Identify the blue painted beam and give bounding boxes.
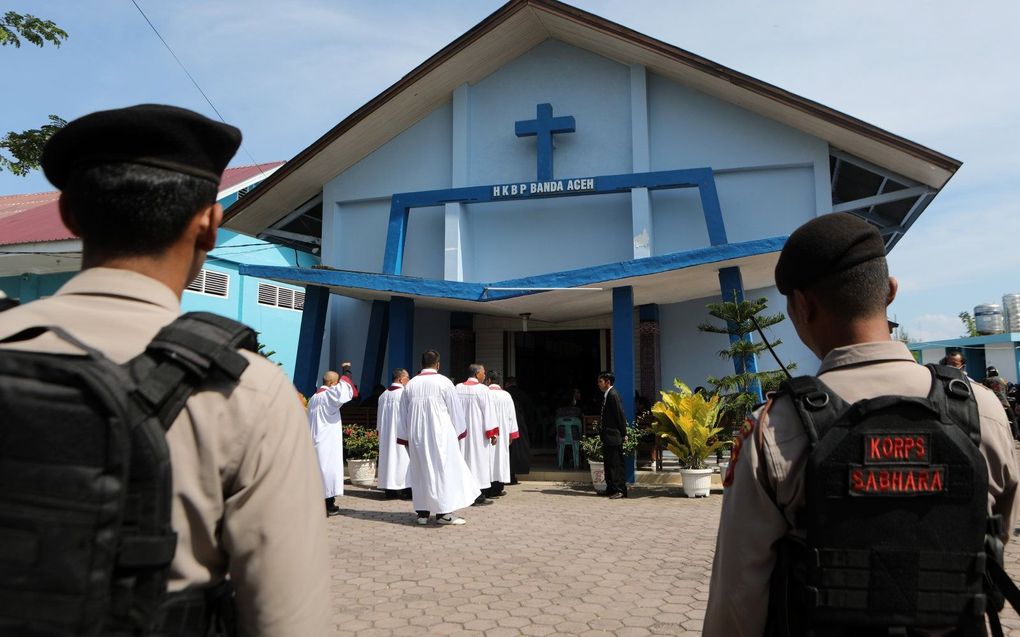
[380,167,727,275]
[717,267,763,402]
[360,300,389,394]
[613,286,636,484]
[388,296,415,374]
[382,198,409,275]
[294,284,330,397]
[239,235,789,305]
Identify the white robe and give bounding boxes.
[452,379,498,491]
[376,383,410,490]
[487,384,519,483]
[306,380,354,498]
[398,369,480,514]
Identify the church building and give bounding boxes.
[224,0,959,426]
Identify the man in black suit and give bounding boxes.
[598,371,628,499]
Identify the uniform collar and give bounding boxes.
[464,378,480,385]
[419,368,438,375]
[817,340,916,375]
[56,267,180,313]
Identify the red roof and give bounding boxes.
[0,163,284,247]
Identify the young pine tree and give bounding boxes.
[698,294,796,427]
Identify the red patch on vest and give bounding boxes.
[864,434,929,464]
[848,465,946,496]
[723,412,760,488]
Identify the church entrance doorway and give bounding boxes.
[512,329,603,456]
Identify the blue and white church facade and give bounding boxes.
[227,0,959,423]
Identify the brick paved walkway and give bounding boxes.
[329,482,1020,636]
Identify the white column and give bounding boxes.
[630,64,653,259]
[445,83,470,281]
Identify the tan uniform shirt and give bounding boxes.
[0,268,331,637]
[704,341,1020,636]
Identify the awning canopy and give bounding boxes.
[240,236,785,322]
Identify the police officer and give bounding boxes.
[704,213,1019,635]
[0,105,330,635]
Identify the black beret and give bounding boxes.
[774,213,886,295]
[42,104,242,189]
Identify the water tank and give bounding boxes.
[974,303,1005,335]
[1003,294,1020,333]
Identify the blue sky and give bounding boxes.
[4,1,1018,342]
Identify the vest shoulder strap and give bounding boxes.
[127,312,258,430]
[779,376,850,448]
[925,364,981,447]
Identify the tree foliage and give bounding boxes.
[0,11,67,48]
[959,311,979,338]
[698,294,796,426]
[1,12,68,176]
[0,115,66,176]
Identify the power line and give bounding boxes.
[129,0,267,178]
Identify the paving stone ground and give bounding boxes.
[329,481,1020,636]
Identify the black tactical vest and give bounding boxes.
[0,312,255,636]
[769,365,996,637]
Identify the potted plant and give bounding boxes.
[581,423,642,493]
[651,380,729,497]
[343,424,379,486]
[579,433,606,492]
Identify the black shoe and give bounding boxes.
[489,490,506,498]
[472,497,494,506]
[508,480,520,486]
[326,505,341,516]
[607,492,624,500]
[399,489,413,501]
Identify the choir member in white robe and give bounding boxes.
[376,368,411,499]
[453,363,499,505]
[306,370,354,516]
[397,350,480,525]
[485,371,519,497]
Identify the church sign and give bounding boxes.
[491,177,595,199]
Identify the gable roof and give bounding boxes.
[222,0,961,236]
[0,163,283,247]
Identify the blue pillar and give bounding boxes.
[388,296,415,374]
[717,267,763,402]
[613,286,637,484]
[360,300,389,393]
[294,285,330,397]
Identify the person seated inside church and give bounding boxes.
[554,388,584,420]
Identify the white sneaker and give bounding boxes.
[416,516,429,525]
[436,514,466,526]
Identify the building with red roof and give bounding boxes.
[0,162,320,378]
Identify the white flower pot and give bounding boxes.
[680,468,714,498]
[588,460,607,493]
[347,458,377,487]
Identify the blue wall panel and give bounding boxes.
[468,40,631,185]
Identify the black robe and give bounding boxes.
[506,385,533,474]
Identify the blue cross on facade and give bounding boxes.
[515,103,576,181]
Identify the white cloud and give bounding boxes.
[907,313,965,343]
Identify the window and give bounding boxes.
[185,269,229,298]
[257,282,304,310]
